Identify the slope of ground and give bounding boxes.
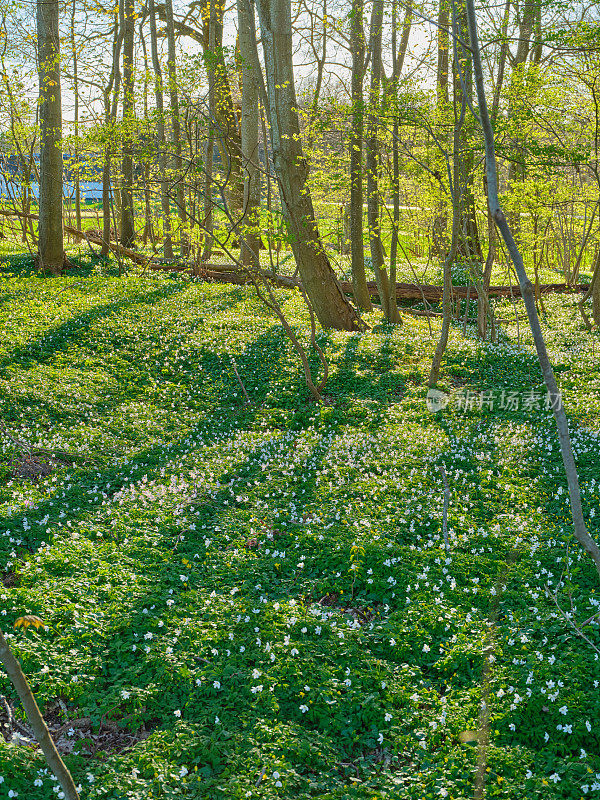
[0,263,598,799]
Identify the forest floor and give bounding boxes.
[0,255,599,799]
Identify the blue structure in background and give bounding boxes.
[0,154,106,203]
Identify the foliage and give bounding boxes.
[0,265,598,797]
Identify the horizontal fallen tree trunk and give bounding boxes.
[0,211,589,301]
[0,208,153,267]
[363,280,589,301]
[194,264,590,302]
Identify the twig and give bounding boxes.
[255,766,267,787]
[229,356,252,406]
[0,695,13,738]
[546,583,600,656]
[474,549,519,800]
[0,421,92,463]
[439,464,450,553]
[0,628,80,799]
[579,611,600,627]
[298,283,329,393]
[0,423,32,454]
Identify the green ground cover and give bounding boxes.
[0,258,599,798]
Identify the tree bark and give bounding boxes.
[388,0,411,325]
[0,628,79,800]
[432,0,451,261]
[148,0,174,258]
[70,0,81,233]
[164,0,188,255]
[429,53,466,387]
[366,0,391,319]
[453,0,481,263]
[205,0,245,219]
[253,0,364,330]
[36,0,64,273]
[437,0,450,105]
[466,0,600,581]
[120,0,136,247]
[101,20,123,257]
[506,0,537,238]
[237,0,262,269]
[349,0,372,310]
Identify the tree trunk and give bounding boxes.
[429,51,466,387]
[164,0,188,255]
[207,0,244,219]
[237,0,262,269]
[148,0,173,258]
[431,0,452,261]
[70,0,81,233]
[0,628,79,800]
[201,125,214,262]
[592,246,600,327]
[349,0,372,309]
[36,0,64,273]
[466,0,600,581]
[102,94,112,256]
[506,0,536,239]
[388,0,411,324]
[200,0,218,263]
[305,0,328,150]
[453,0,481,264]
[120,0,135,247]
[366,0,390,319]
[155,0,244,219]
[437,0,450,105]
[139,27,155,246]
[253,0,364,330]
[101,21,123,257]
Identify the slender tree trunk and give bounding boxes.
[100,89,112,257]
[120,0,135,247]
[102,93,112,256]
[0,629,79,800]
[429,62,466,387]
[453,0,481,264]
[139,27,155,245]
[506,0,536,238]
[101,21,122,257]
[349,0,372,309]
[437,0,450,105]
[155,0,245,220]
[388,0,411,324]
[432,0,451,260]
[478,0,510,338]
[164,0,188,255]
[253,0,365,330]
[36,0,64,273]
[201,0,218,263]
[491,0,511,122]
[237,0,261,269]
[531,0,542,64]
[70,0,81,233]
[366,0,390,319]
[206,0,244,220]
[590,246,600,327]
[305,0,328,150]
[149,0,173,258]
[466,0,600,581]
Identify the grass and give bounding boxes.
[0,256,598,798]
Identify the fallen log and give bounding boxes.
[0,211,589,301]
[348,280,589,301]
[0,208,154,267]
[197,266,590,302]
